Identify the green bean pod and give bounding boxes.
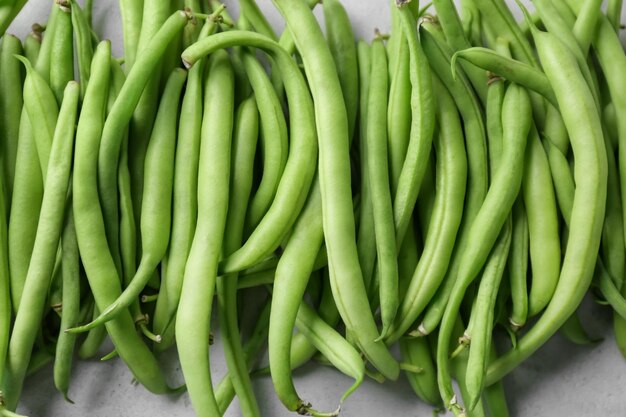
[72,41,172,395]
[16,55,59,180]
[524,129,561,317]
[216,302,271,415]
[241,50,288,231]
[367,38,398,338]
[23,31,41,65]
[72,68,187,332]
[412,22,488,338]
[508,198,529,330]
[176,49,234,417]
[49,1,74,104]
[53,206,80,402]
[183,32,317,276]
[270,0,399,380]
[118,0,144,70]
[0,35,23,207]
[465,219,512,409]
[389,75,466,342]
[486,20,607,386]
[97,10,189,280]
[399,336,441,406]
[8,111,43,312]
[437,82,531,414]
[393,5,436,247]
[217,97,260,417]
[324,0,359,142]
[70,0,94,98]
[0,111,10,402]
[355,40,377,293]
[2,81,79,411]
[451,47,558,108]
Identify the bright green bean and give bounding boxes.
[119,0,143,70]
[72,68,187,332]
[271,0,399,379]
[400,336,441,406]
[184,32,316,276]
[367,37,398,338]
[2,81,79,411]
[0,35,22,208]
[324,0,359,142]
[49,1,73,104]
[486,16,607,386]
[508,198,529,330]
[393,4,436,247]
[437,82,530,414]
[16,55,59,180]
[218,96,260,417]
[465,219,512,409]
[389,74,466,342]
[72,41,172,394]
[241,50,288,231]
[70,0,94,99]
[176,49,234,417]
[53,206,80,402]
[524,128,561,317]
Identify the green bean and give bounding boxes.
[241,50,288,231]
[270,0,399,379]
[451,48,558,108]
[324,0,359,142]
[355,40,377,294]
[400,336,441,406]
[483,346,510,417]
[72,68,187,332]
[268,178,326,413]
[2,81,79,411]
[48,251,64,315]
[393,4,436,247]
[53,206,80,402]
[184,32,316,276]
[485,16,607,385]
[389,75,466,342]
[0,35,22,209]
[96,10,189,281]
[218,96,260,417]
[239,0,277,40]
[8,112,43,312]
[430,0,488,103]
[437,82,530,414]
[560,310,600,345]
[119,0,143,70]
[34,2,60,82]
[410,20,488,338]
[366,37,398,338]
[597,260,626,322]
[386,31,411,195]
[72,41,172,395]
[469,0,537,65]
[543,139,574,225]
[176,49,234,417]
[606,0,622,32]
[465,219,512,409]
[23,32,41,65]
[216,301,271,415]
[524,128,561,317]
[508,198,529,330]
[49,1,74,105]
[70,0,94,99]
[16,55,59,180]
[0,108,10,406]
[572,0,602,54]
[296,301,365,404]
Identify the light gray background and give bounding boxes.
[8,1,626,416]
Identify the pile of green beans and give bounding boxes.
[0,0,625,416]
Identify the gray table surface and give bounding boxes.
[8,1,626,416]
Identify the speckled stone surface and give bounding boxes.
[9,1,626,416]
